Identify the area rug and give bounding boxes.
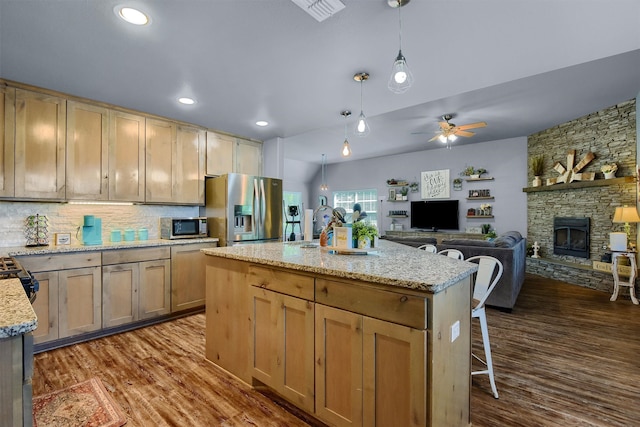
[33,377,127,427]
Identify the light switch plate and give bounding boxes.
[451,320,460,342]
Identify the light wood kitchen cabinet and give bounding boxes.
[102,247,171,328]
[18,253,102,344]
[0,85,15,197]
[145,118,176,203]
[109,110,145,202]
[0,333,33,427]
[205,131,234,176]
[175,124,205,204]
[250,287,315,413]
[235,138,262,176]
[66,101,109,200]
[14,89,66,199]
[170,242,217,313]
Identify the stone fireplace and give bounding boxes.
[553,217,589,258]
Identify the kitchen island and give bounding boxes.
[203,240,477,427]
[1,278,37,426]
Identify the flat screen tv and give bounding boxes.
[410,200,459,231]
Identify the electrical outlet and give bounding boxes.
[451,320,460,342]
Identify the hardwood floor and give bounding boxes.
[33,273,640,426]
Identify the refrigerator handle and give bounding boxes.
[260,179,266,227]
[253,178,259,233]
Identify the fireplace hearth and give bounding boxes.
[554,217,590,258]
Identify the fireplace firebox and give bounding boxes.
[554,217,590,258]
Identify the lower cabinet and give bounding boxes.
[171,242,217,313]
[18,253,102,344]
[102,247,171,328]
[249,287,315,413]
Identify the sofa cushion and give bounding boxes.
[441,239,496,247]
[494,231,523,248]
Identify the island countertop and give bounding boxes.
[0,278,37,338]
[202,239,477,293]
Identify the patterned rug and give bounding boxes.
[33,377,127,427]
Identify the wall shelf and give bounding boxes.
[523,176,634,192]
[386,199,408,202]
[388,215,409,218]
[466,197,494,201]
[465,177,494,182]
[466,215,494,218]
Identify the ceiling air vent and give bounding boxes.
[291,0,345,22]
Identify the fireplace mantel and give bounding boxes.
[522,176,634,193]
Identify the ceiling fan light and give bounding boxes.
[342,139,352,157]
[355,111,370,137]
[438,134,447,143]
[448,134,457,142]
[388,52,413,94]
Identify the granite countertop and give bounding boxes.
[0,278,37,338]
[2,237,219,257]
[202,240,478,293]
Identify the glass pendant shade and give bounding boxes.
[342,139,352,157]
[388,51,414,94]
[355,111,370,137]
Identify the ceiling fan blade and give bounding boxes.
[439,121,451,130]
[454,130,475,137]
[456,121,487,131]
[428,134,441,142]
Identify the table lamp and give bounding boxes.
[612,205,640,250]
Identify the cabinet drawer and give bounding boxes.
[248,265,314,300]
[315,278,428,330]
[17,252,101,272]
[102,247,170,265]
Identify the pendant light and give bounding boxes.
[388,0,414,94]
[320,154,329,191]
[353,73,370,137]
[341,110,352,157]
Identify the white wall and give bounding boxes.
[309,137,528,237]
[283,158,318,212]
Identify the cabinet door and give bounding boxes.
[171,243,214,312]
[139,259,171,319]
[362,317,426,427]
[14,89,66,199]
[205,131,234,176]
[58,266,102,338]
[234,138,262,176]
[30,271,59,344]
[250,287,315,413]
[66,101,109,200]
[315,304,363,427]
[0,86,15,197]
[102,262,139,327]
[175,125,205,204]
[145,118,176,203]
[109,110,145,202]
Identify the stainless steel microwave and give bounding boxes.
[160,217,208,239]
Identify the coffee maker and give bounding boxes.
[81,215,102,245]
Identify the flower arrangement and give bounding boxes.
[460,166,488,177]
[530,155,544,176]
[601,163,618,174]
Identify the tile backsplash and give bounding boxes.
[0,201,198,247]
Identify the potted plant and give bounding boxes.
[601,163,617,179]
[530,155,544,186]
[409,182,419,192]
[400,186,409,200]
[352,221,378,249]
[460,166,476,177]
[476,168,487,177]
[453,178,463,190]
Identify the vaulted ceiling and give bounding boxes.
[1,0,639,164]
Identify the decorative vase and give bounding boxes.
[532,176,542,187]
[358,236,371,249]
[604,172,616,179]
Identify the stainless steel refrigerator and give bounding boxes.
[201,173,283,246]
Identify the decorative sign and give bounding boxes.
[421,169,450,199]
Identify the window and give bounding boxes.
[332,189,378,228]
[283,191,303,240]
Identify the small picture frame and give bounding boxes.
[388,188,396,201]
[55,233,71,245]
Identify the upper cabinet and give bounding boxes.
[109,110,146,202]
[0,86,15,197]
[145,118,176,204]
[14,89,66,200]
[175,124,205,204]
[235,138,262,176]
[66,101,109,200]
[205,131,234,176]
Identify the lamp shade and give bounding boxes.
[613,206,640,223]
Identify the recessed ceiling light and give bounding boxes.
[256,121,269,127]
[178,97,196,105]
[117,7,149,25]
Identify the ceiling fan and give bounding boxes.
[427,114,487,143]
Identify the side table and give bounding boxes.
[610,251,638,305]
